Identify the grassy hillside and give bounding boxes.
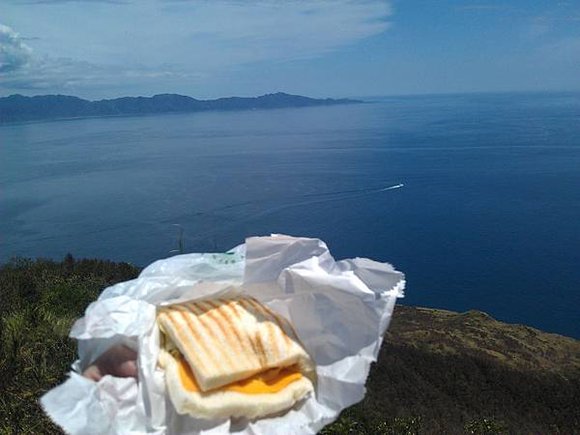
[1,256,578,434]
[328,307,580,434]
[0,256,140,434]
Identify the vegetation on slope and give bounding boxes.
[324,306,580,433]
[0,256,578,434]
[0,93,361,123]
[0,256,139,433]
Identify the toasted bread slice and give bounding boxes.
[158,297,315,392]
[157,297,316,419]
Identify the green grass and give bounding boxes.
[0,256,140,434]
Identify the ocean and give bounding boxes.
[1,92,579,338]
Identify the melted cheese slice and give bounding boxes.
[177,355,303,395]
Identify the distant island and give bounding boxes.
[0,92,362,124]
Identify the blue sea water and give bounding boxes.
[1,92,579,338]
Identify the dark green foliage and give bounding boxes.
[320,414,422,435]
[318,307,580,434]
[0,256,139,434]
[464,417,507,434]
[356,341,580,433]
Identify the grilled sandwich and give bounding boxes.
[157,297,316,420]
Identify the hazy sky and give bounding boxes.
[2,0,579,99]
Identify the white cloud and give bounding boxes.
[0,24,33,73]
[164,0,392,66]
[2,53,203,95]
[1,0,392,96]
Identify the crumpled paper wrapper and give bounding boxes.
[41,234,405,434]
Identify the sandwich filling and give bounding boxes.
[176,355,303,395]
[157,296,316,419]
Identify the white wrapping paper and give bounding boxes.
[41,235,404,434]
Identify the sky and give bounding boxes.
[1,0,579,99]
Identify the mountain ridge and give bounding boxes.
[0,92,362,124]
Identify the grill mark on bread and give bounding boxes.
[172,305,221,375]
[257,299,302,348]
[246,298,293,349]
[266,322,279,361]
[218,298,261,365]
[254,328,267,368]
[243,299,282,361]
[273,312,298,341]
[196,300,253,368]
[159,310,208,374]
[203,300,255,367]
[261,307,312,369]
[185,301,236,372]
[237,298,268,367]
